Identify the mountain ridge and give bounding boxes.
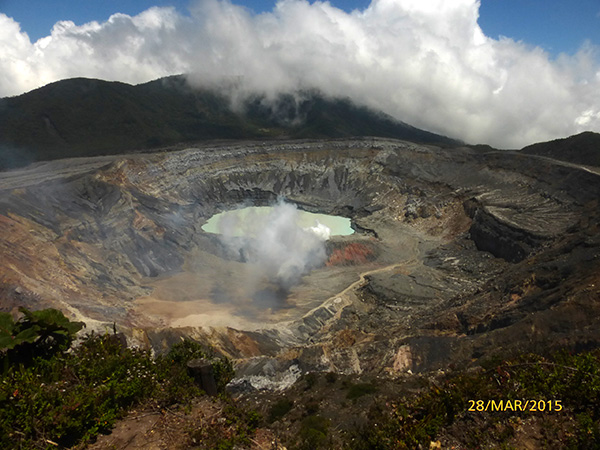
[0,75,461,170]
[521,131,600,167]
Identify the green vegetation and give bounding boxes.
[164,338,234,393]
[0,75,460,170]
[522,131,600,167]
[268,398,294,423]
[302,372,318,390]
[0,307,85,371]
[351,350,600,449]
[0,308,234,449]
[5,308,600,449]
[297,415,331,450]
[325,371,337,384]
[346,382,378,400]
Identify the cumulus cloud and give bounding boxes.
[1,0,599,147]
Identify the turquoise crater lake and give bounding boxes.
[201,205,354,239]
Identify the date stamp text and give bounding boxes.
[468,399,563,412]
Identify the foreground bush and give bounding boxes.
[351,350,600,449]
[0,307,85,370]
[0,309,233,449]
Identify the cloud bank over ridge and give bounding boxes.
[1,0,599,148]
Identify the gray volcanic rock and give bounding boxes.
[0,137,598,382]
[464,191,575,262]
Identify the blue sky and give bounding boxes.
[1,0,599,148]
[2,0,599,57]
[1,1,371,42]
[478,0,600,56]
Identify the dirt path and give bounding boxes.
[323,224,425,302]
[82,399,280,450]
[328,261,414,300]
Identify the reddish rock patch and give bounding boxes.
[326,243,375,266]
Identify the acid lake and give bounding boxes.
[201,205,354,239]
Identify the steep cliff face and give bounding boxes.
[0,138,598,380]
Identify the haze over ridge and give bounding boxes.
[1,0,599,148]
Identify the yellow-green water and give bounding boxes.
[201,205,354,238]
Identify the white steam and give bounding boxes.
[218,201,329,288]
[1,0,600,147]
[308,221,331,241]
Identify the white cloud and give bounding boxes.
[0,0,599,148]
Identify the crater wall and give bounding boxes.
[0,138,598,378]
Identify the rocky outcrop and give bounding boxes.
[464,191,576,262]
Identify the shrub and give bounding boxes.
[0,310,235,450]
[325,371,337,384]
[298,415,330,450]
[303,372,318,390]
[305,400,320,415]
[0,332,161,448]
[351,350,600,449]
[0,307,84,370]
[160,339,234,394]
[268,398,294,423]
[346,382,378,400]
[188,399,262,449]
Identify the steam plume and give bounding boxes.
[218,200,329,289]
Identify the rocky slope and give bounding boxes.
[0,137,598,387]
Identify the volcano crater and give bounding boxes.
[1,138,599,379]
